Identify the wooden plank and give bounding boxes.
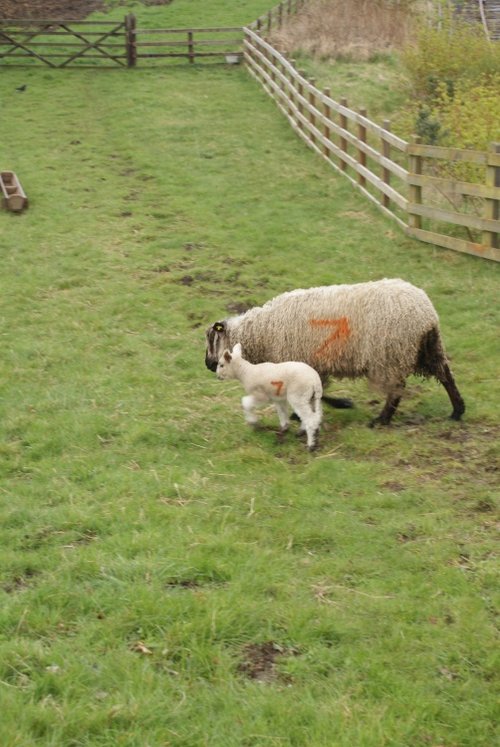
[0,30,125,36]
[407,227,500,262]
[483,143,500,248]
[137,51,238,58]
[407,143,488,165]
[136,27,242,34]
[408,202,499,232]
[136,39,242,47]
[0,19,120,25]
[10,42,125,48]
[408,173,499,200]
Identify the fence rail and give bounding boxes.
[243,26,500,262]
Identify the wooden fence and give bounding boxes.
[243,26,500,262]
[0,16,245,67]
[131,20,244,65]
[0,18,128,67]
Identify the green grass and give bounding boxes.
[1,4,499,746]
[283,52,410,122]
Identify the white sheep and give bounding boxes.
[216,343,323,450]
[206,279,465,426]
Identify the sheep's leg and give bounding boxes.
[241,395,259,425]
[370,392,402,427]
[437,363,465,420]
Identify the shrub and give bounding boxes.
[401,18,500,103]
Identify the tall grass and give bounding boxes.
[270,0,414,61]
[0,3,499,745]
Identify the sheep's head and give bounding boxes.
[205,320,229,372]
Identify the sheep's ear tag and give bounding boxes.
[214,322,224,332]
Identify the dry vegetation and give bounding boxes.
[270,0,414,60]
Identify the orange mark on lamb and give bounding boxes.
[271,380,284,397]
[310,316,351,358]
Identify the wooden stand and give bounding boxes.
[1,171,28,212]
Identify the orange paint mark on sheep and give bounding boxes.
[310,317,351,358]
[271,380,284,396]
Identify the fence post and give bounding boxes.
[297,70,306,134]
[323,87,331,160]
[483,142,500,249]
[278,2,283,28]
[357,107,367,187]
[308,78,317,147]
[188,31,194,63]
[408,135,423,230]
[125,13,137,67]
[267,10,272,33]
[339,97,348,172]
[382,119,391,210]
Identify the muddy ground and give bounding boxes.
[0,1,171,21]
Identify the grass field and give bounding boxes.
[1,2,499,746]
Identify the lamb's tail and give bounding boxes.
[310,383,324,414]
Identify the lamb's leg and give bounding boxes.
[293,403,321,451]
[274,401,290,441]
[242,395,259,425]
[437,363,465,421]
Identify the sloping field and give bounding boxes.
[0,4,499,745]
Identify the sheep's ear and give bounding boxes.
[232,343,242,357]
[223,350,232,363]
[213,321,226,333]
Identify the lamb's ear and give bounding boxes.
[223,350,232,363]
[232,343,242,357]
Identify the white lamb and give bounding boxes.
[216,343,323,451]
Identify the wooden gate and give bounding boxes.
[0,19,127,67]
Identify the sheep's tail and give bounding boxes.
[322,395,353,409]
[416,326,447,379]
[417,326,465,420]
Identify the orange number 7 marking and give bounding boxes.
[271,380,284,396]
[310,316,350,358]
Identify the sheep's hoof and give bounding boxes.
[369,416,391,428]
[308,442,319,452]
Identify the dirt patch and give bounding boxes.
[2,568,39,593]
[0,1,173,21]
[237,641,299,682]
[0,1,105,20]
[226,301,254,314]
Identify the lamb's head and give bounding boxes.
[216,343,242,380]
[205,320,230,372]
